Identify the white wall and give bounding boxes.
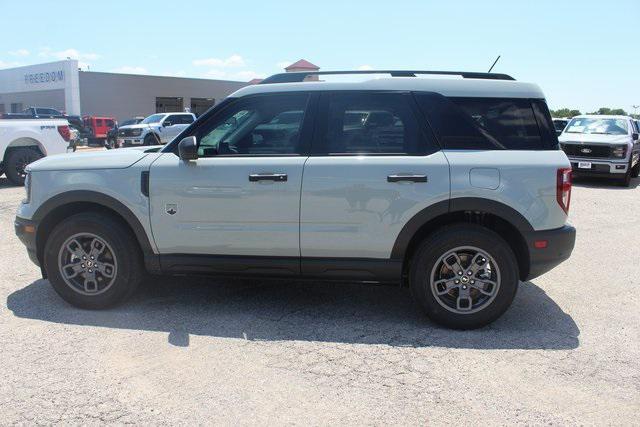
[0,60,80,115]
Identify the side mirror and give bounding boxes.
[633,133,638,141]
[178,136,198,161]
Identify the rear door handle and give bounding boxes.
[249,173,288,182]
[387,174,428,183]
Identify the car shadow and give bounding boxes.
[6,276,579,350]
[572,175,640,190]
[0,177,17,188]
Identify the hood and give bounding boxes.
[119,123,152,130]
[28,148,149,172]
[558,133,630,145]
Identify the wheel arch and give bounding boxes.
[392,198,533,282]
[3,137,46,162]
[33,191,158,275]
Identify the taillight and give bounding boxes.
[556,167,572,214]
[57,125,71,142]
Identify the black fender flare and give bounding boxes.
[32,190,158,270]
[390,197,534,260]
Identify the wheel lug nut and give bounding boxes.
[467,271,472,275]
[458,271,462,275]
[470,280,475,284]
[455,280,460,284]
[81,264,85,268]
[88,269,93,273]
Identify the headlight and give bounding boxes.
[23,171,31,204]
[132,128,143,136]
[611,145,627,158]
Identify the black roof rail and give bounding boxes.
[260,70,515,84]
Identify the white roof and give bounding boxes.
[230,77,545,99]
[571,114,633,120]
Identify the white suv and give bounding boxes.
[559,115,640,186]
[15,70,576,329]
[116,112,196,147]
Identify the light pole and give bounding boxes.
[632,105,639,118]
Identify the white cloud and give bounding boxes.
[38,47,100,62]
[276,60,292,70]
[0,60,21,69]
[357,64,374,70]
[193,54,245,67]
[111,66,149,75]
[9,49,30,57]
[204,69,265,82]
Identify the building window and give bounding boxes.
[190,98,215,117]
[0,104,5,114]
[11,103,23,113]
[156,97,183,113]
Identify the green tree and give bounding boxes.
[550,108,581,118]
[590,107,628,116]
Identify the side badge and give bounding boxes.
[165,203,177,215]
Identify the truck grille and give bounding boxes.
[560,143,610,158]
[118,128,140,137]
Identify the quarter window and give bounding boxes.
[321,93,426,154]
[197,94,309,156]
[416,93,547,150]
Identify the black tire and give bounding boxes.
[409,224,519,329]
[144,134,158,146]
[630,158,640,178]
[0,164,4,177]
[43,212,143,309]
[5,148,43,186]
[619,167,632,187]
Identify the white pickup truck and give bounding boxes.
[0,119,73,185]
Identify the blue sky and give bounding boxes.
[1,0,638,113]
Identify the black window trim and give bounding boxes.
[414,91,557,151]
[164,91,318,157]
[311,90,440,157]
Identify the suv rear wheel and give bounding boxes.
[409,224,519,329]
[630,158,640,178]
[43,212,143,309]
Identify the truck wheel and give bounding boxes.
[144,134,157,146]
[0,164,4,177]
[631,159,640,178]
[5,148,43,186]
[409,224,519,329]
[43,212,143,309]
[619,163,632,187]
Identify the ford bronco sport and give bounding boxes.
[15,70,576,329]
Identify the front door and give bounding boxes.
[158,114,194,144]
[149,93,313,262]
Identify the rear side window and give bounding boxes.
[415,93,554,150]
[318,92,431,155]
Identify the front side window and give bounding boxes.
[565,117,629,135]
[142,114,165,124]
[320,92,426,154]
[197,94,309,156]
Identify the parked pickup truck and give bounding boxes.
[1,107,83,129]
[0,119,73,185]
[117,112,196,147]
[558,115,640,186]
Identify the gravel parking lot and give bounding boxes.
[1,174,639,425]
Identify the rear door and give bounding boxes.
[299,91,450,269]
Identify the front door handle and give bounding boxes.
[387,174,428,183]
[249,173,288,182]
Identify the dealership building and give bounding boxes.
[0,59,254,122]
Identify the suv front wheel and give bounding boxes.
[43,212,143,309]
[410,224,519,329]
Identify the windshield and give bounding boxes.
[142,114,165,124]
[564,118,628,135]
